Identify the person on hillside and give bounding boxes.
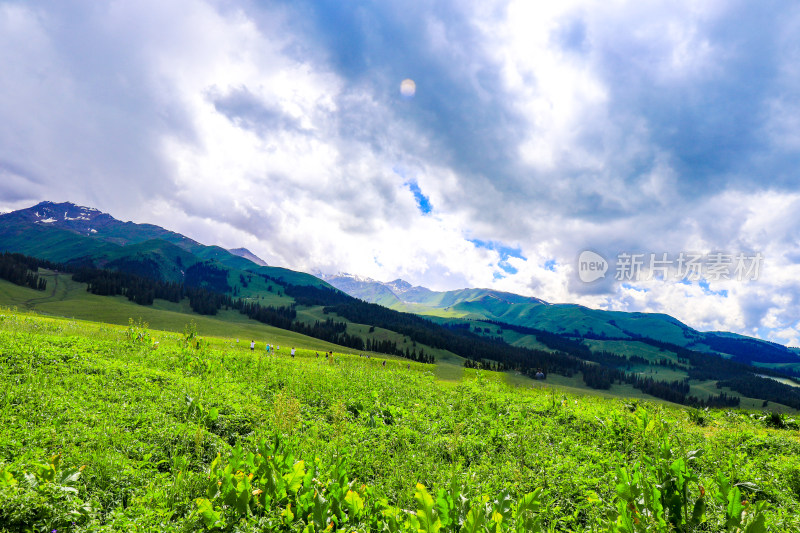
[291,347,296,358]
[265,343,270,354]
[250,340,255,351]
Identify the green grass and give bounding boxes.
[753,361,800,376]
[3,275,798,412]
[0,273,342,351]
[625,364,689,381]
[1,308,799,531]
[584,339,688,367]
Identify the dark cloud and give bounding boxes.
[209,86,305,134]
[593,3,797,195]
[0,1,192,219]
[3,0,800,341]
[281,0,530,185]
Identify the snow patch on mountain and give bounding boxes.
[386,278,414,294]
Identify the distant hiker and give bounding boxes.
[291,347,296,358]
[265,344,270,353]
[250,340,255,351]
[535,369,545,380]
[382,360,386,367]
[315,352,319,357]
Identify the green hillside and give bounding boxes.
[326,276,800,371]
[3,202,800,412]
[326,276,699,344]
[1,308,798,531]
[0,272,331,351]
[0,202,332,293]
[0,273,466,381]
[3,270,798,413]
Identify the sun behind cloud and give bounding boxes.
[400,78,416,98]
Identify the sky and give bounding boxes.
[2,0,800,345]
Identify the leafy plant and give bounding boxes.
[125,317,152,346]
[610,415,769,532]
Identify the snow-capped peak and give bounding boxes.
[327,272,378,283]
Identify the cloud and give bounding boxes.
[2,0,800,344]
[209,86,306,135]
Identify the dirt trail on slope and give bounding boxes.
[19,271,62,309]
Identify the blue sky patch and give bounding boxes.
[468,239,527,262]
[498,261,518,275]
[622,283,649,293]
[699,279,728,297]
[406,181,432,214]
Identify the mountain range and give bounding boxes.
[322,274,800,368]
[0,201,325,290]
[2,201,800,386]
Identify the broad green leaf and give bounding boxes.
[195,498,224,529]
[209,453,222,475]
[517,489,542,517]
[58,466,83,486]
[0,469,17,487]
[344,489,365,518]
[744,512,767,533]
[690,497,706,526]
[725,486,745,528]
[312,490,330,530]
[282,502,294,526]
[435,488,455,528]
[234,473,252,516]
[283,460,305,494]
[414,483,441,533]
[491,490,513,525]
[735,482,760,494]
[460,505,486,533]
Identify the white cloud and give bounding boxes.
[1,0,800,345]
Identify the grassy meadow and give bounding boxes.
[1,307,800,532]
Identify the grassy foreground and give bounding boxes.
[1,309,800,532]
